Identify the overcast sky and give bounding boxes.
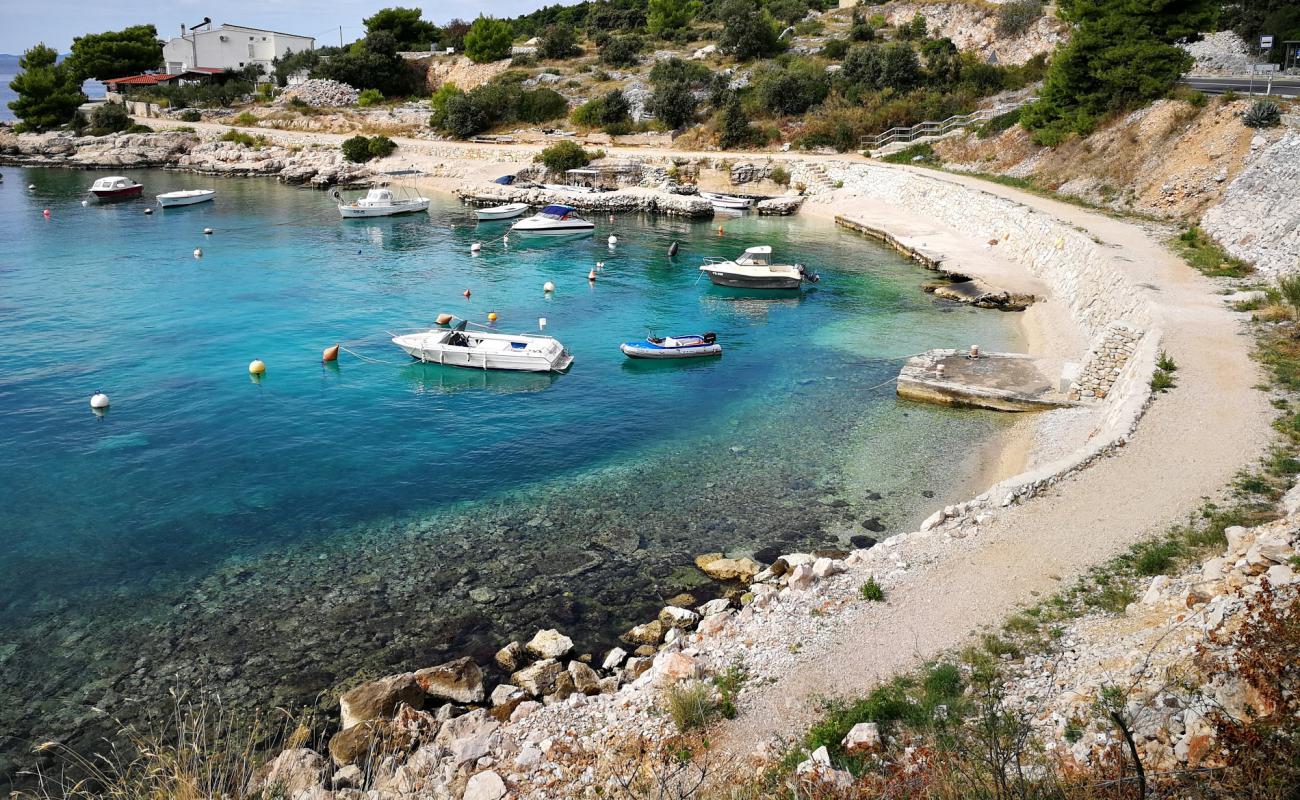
[2,0,575,54]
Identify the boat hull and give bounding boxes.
[701,193,754,209]
[476,203,530,221]
[339,199,431,218]
[157,191,215,207]
[509,221,595,235]
[620,342,722,359]
[702,271,802,290]
[392,331,574,373]
[92,185,143,201]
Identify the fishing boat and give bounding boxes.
[476,202,530,221]
[700,191,754,210]
[510,204,595,235]
[89,176,144,201]
[156,189,215,207]
[620,332,722,359]
[699,246,819,289]
[392,319,574,373]
[335,187,431,218]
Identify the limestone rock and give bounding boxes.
[697,598,731,616]
[602,646,628,671]
[525,628,574,660]
[512,659,565,697]
[568,661,601,695]
[787,563,815,591]
[698,610,733,636]
[434,708,497,751]
[248,748,330,797]
[1142,575,1171,605]
[328,719,402,767]
[811,557,845,579]
[339,673,423,730]
[464,770,507,800]
[652,651,699,685]
[696,554,763,582]
[621,619,665,646]
[545,669,576,703]
[658,606,701,629]
[414,656,484,704]
[330,763,362,790]
[510,700,541,722]
[490,684,523,706]
[623,656,652,681]
[494,641,524,672]
[843,722,882,754]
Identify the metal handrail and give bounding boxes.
[860,101,1028,151]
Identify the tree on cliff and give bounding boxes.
[8,44,87,132]
[64,24,163,81]
[1021,0,1217,145]
[364,7,440,51]
[463,17,514,63]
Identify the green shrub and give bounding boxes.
[717,93,758,148]
[1243,100,1281,129]
[821,38,850,59]
[977,107,1022,138]
[882,142,940,165]
[1151,369,1176,392]
[769,165,790,186]
[752,58,830,115]
[718,0,782,60]
[464,16,514,63]
[518,88,568,123]
[89,101,132,135]
[535,139,593,173]
[342,135,374,162]
[232,111,259,127]
[357,88,384,107]
[599,33,642,66]
[648,0,703,39]
[571,89,631,131]
[538,23,580,59]
[996,0,1044,37]
[1134,539,1184,576]
[178,109,202,122]
[219,129,267,148]
[1171,226,1253,278]
[859,576,884,601]
[850,9,875,41]
[125,123,152,133]
[1156,351,1177,372]
[1280,275,1300,310]
[367,134,396,158]
[664,681,718,731]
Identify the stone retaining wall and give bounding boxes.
[1069,321,1141,402]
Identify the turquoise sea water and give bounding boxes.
[0,167,1017,779]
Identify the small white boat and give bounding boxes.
[392,319,574,373]
[700,192,754,210]
[510,204,595,236]
[89,176,143,201]
[699,246,820,289]
[620,332,722,359]
[157,189,215,207]
[540,183,595,194]
[476,202,530,221]
[336,187,431,219]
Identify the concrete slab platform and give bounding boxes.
[897,350,1074,412]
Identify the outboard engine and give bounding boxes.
[702,331,717,344]
[797,264,820,283]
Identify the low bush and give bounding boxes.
[664,680,718,731]
[1156,351,1177,373]
[232,111,259,127]
[976,106,1022,139]
[1151,368,1176,392]
[124,123,152,133]
[1134,538,1184,575]
[341,134,396,162]
[1172,226,1252,278]
[178,109,202,122]
[357,88,384,107]
[859,576,885,601]
[882,142,940,165]
[1280,275,1300,310]
[821,38,850,59]
[769,164,790,186]
[995,0,1044,37]
[219,129,268,148]
[599,34,643,67]
[1243,99,1281,129]
[535,139,594,173]
[88,102,131,135]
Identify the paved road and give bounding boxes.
[1185,75,1300,97]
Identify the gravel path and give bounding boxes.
[706,169,1274,758]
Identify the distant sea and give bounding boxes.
[0,54,106,123]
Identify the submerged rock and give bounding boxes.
[862,517,886,532]
[695,554,762,582]
[658,606,701,629]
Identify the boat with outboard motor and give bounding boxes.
[699,246,819,289]
[510,204,596,235]
[392,318,574,372]
[157,189,215,207]
[700,192,754,210]
[620,332,722,359]
[335,187,431,218]
[89,176,144,201]
[476,202,530,221]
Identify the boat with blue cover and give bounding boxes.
[620,332,722,359]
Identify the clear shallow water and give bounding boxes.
[0,167,1017,777]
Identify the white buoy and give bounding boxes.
[607,235,617,246]
[503,234,509,243]
[608,214,614,222]
[596,261,604,270]
[203,227,213,235]
[81,200,89,207]
[539,317,547,330]
[89,392,110,410]
[543,281,555,293]
[144,208,153,215]
[471,242,482,253]
[193,248,203,258]
[28,184,36,190]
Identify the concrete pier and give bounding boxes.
[896,349,1073,412]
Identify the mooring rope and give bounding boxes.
[337,345,407,366]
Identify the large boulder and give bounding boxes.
[695,554,762,582]
[568,661,601,695]
[339,673,424,730]
[658,606,701,629]
[512,658,565,697]
[494,641,524,672]
[327,719,404,767]
[247,748,330,797]
[464,770,507,800]
[414,656,485,704]
[525,628,574,660]
[621,619,665,646]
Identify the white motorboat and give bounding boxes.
[392,319,574,373]
[700,192,754,210]
[510,204,596,235]
[699,246,820,289]
[336,187,431,219]
[89,176,143,201]
[156,189,215,207]
[476,202,530,221]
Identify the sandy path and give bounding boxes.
[707,169,1273,757]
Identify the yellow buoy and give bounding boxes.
[436,312,454,325]
[488,312,498,322]
[248,359,266,375]
[322,344,339,362]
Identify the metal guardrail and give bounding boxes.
[860,101,1028,152]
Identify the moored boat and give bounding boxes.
[336,187,431,218]
[699,246,819,289]
[476,202,530,221]
[157,189,215,207]
[620,332,722,359]
[510,204,595,236]
[392,319,574,373]
[89,176,143,201]
[700,191,754,210]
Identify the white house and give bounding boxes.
[163,22,315,78]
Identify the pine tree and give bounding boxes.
[718,94,754,149]
[8,44,87,132]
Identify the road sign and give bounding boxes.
[1260,35,1274,49]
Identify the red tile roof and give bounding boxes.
[105,73,178,86]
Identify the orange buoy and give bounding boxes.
[435,312,454,325]
[322,344,339,362]
[488,312,498,323]
[463,289,471,298]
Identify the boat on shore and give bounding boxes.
[335,187,431,218]
[510,204,596,236]
[157,189,215,207]
[476,202,530,221]
[392,319,574,373]
[89,176,143,201]
[699,246,819,289]
[620,332,722,359]
[700,191,754,210]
